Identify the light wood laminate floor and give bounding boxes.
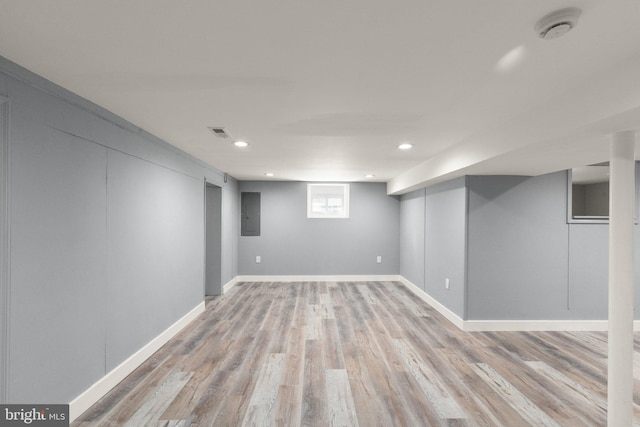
[72,281,640,426]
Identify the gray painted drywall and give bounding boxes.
[0,95,9,403]
[568,223,640,320]
[636,230,640,315]
[10,118,108,403]
[3,56,238,404]
[106,151,204,371]
[238,181,400,275]
[466,172,570,320]
[568,224,608,319]
[206,184,223,295]
[400,189,425,289]
[424,177,467,318]
[222,178,239,286]
[399,169,640,322]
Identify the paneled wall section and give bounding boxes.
[399,170,640,322]
[2,57,238,404]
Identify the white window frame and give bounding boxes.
[307,183,350,219]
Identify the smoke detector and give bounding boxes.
[535,7,582,40]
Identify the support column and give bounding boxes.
[608,130,635,427]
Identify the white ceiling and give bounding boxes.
[0,1,639,194]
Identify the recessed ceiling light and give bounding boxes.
[264,172,274,177]
[398,143,413,150]
[365,174,375,178]
[234,141,248,148]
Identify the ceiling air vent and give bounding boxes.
[208,127,230,138]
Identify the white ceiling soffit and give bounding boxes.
[388,55,640,194]
[0,1,638,194]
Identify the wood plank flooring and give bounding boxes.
[72,281,640,426]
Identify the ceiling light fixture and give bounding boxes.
[234,141,248,148]
[398,143,413,150]
[264,172,274,177]
[535,7,582,40]
[365,174,375,178]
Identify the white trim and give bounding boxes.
[223,276,240,293]
[463,320,640,332]
[462,320,611,332]
[397,276,640,332]
[234,275,402,283]
[69,301,205,422]
[397,276,465,330]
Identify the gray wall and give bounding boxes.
[424,178,467,318]
[105,151,204,370]
[10,116,109,403]
[568,222,640,320]
[400,189,425,288]
[567,224,608,319]
[0,95,9,403]
[399,170,640,322]
[466,173,570,320]
[399,178,467,318]
[2,56,238,404]
[238,181,400,275]
[222,178,239,285]
[466,171,640,320]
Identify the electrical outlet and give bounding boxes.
[256,255,261,264]
[445,278,450,290]
[376,256,382,264]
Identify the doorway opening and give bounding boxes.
[205,183,222,296]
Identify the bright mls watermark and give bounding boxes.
[1,405,68,426]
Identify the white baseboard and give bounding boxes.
[397,276,465,330]
[234,274,402,283]
[463,320,640,332]
[397,276,640,332]
[462,320,610,332]
[69,301,205,422]
[223,276,240,293]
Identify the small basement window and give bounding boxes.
[307,184,350,219]
[568,162,640,224]
[568,164,609,223]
